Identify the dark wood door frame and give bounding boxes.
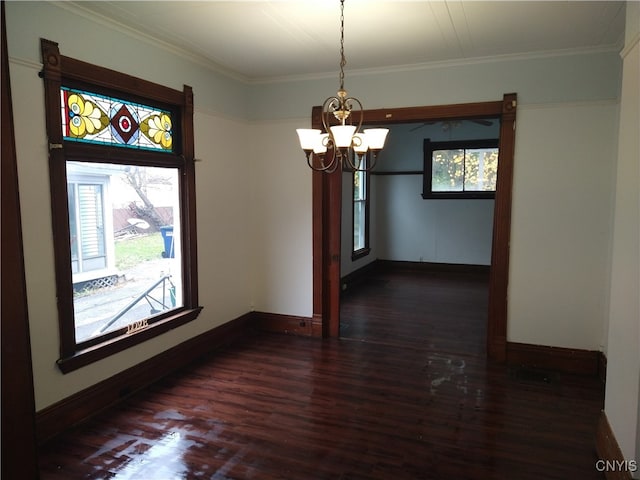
[311,93,517,361]
[1,1,40,477]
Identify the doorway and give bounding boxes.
[311,94,517,362]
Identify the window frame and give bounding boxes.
[422,138,499,199]
[350,160,371,261]
[41,39,202,373]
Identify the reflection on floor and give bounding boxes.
[38,265,605,479]
[340,265,488,356]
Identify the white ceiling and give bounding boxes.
[70,0,626,82]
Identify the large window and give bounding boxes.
[423,138,499,199]
[41,39,201,372]
[352,166,370,260]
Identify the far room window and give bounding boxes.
[41,39,202,373]
[423,138,499,199]
[352,164,370,260]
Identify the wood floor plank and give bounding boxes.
[38,267,605,479]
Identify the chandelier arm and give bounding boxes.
[345,96,364,131]
[307,150,339,173]
[321,149,341,174]
[322,96,341,133]
[343,150,360,171]
[326,154,340,174]
[349,153,378,172]
[366,152,380,171]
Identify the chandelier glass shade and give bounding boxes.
[296,0,388,173]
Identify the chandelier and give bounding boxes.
[296,0,388,173]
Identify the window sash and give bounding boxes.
[423,138,499,199]
[353,200,366,252]
[352,166,370,259]
[68,161,184,348]
[41,38,201,373]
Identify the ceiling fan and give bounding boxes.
[409,119,494,132]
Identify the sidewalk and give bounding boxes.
[74,257,182,342]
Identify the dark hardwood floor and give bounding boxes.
[340,265,489,356]
[38,265,605,479]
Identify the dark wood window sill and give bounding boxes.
[422,192,495,200]
[352,248,371,261]
[57,307,203,374]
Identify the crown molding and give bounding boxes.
[48,1,624,87]
[51,1,250,84]
[251,45,623,86]
[620,32,640,60]
[7,56,41,71]
[518,99,619,111]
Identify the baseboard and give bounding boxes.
[376,259,490,274]
[340,260,379,292]
[596,411,635,480]
[251,311,318,337]
[599,351,608,384]
[36,312,251,445]
[506,342,600,376]
[312,313,324,337]
[487,336,507,363]
[340,259,490,293]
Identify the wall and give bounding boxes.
[249,51,621,121]
[6,1,625,412]
[604,0,640,468]
[255,47,621,353]
[508,101,619,349]
[6,2,258,410]
[375,176,495,265]
[249,119,313,316]
[341,121,498,276]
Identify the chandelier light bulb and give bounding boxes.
[363,128,389,151]
[296,129,321,152]
[353,132,369,154]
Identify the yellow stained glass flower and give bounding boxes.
[147,114,173,149]
[141,113,172,150]
[67,94,109,138]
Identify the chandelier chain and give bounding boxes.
[339,0,346,91]
[295,0,388,173]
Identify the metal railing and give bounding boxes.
[96,274,176,335]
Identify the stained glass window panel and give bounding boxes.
[60,87,174,152]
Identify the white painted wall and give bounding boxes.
[5,1,627,413]
[249,51,621,121]
[6,2,256,410]
[375,175,494,265]
[341,122,498,276]
[604,1,640,469]
[508,101,619,349]
[263,43,622,352]
[249,119,313,316]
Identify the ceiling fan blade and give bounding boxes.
[471,119,493,126]
[409,121,436,132]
